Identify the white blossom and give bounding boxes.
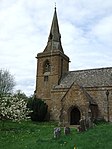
[0,95,31,121]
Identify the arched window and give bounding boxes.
[43,60,51,73]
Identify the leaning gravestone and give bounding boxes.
[54,127,61,139]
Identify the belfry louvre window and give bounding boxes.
[44,76,48,82]
[43,60,51,73]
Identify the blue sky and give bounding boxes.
[0,0,112,96]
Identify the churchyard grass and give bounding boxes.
[0,121,112,149]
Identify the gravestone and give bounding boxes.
[54,127,61,138]
[78,118,86,132]
[64,127,70,135]
[86,117,93,129]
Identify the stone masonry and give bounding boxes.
[35,7,112,126]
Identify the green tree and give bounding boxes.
[28,97,48,122]
[14,90,28,100]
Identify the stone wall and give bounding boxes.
[86,87,112,122]
[36,51,69,101]
[60,84,90,125]
[50,88,67,121]
[50,84,112,124]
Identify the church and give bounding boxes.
[35,7,112,126]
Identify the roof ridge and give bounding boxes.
[69,66,112,73]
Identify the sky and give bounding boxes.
[0,0,112,96]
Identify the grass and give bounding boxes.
[0,120,112,149]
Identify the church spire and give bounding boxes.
[48,6,60,42]
[44,7,64,53]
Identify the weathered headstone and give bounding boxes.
[54,127,61,138]
[86,117,93,129]
[64,127,70,135]
[78,116,93,132]
[78,118,86,132]
[81,119,86,131]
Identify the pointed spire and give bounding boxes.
[44,7,64,53]
[48,6,60,42]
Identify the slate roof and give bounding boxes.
[55,67,112,88]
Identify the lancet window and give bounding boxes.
[43,60,51,73]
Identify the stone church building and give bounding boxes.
[35,7,112,125]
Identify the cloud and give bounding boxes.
[91,15,112,47]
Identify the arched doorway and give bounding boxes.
[70,107,81,125]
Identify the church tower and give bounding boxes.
[35,7,69,105]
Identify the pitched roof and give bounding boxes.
[56,67,112,88]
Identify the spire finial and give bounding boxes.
[54,2,56,10]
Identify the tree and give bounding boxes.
[0,95,31,124]
[28,97,48,122]
[0,69,15,97]
[14,90,28,100]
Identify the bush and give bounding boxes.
[28,97,48,122]
[0,95,31,122]
[93,118,107,125]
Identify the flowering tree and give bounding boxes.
[0,95,31,124]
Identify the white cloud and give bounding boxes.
[92,15,112,47]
